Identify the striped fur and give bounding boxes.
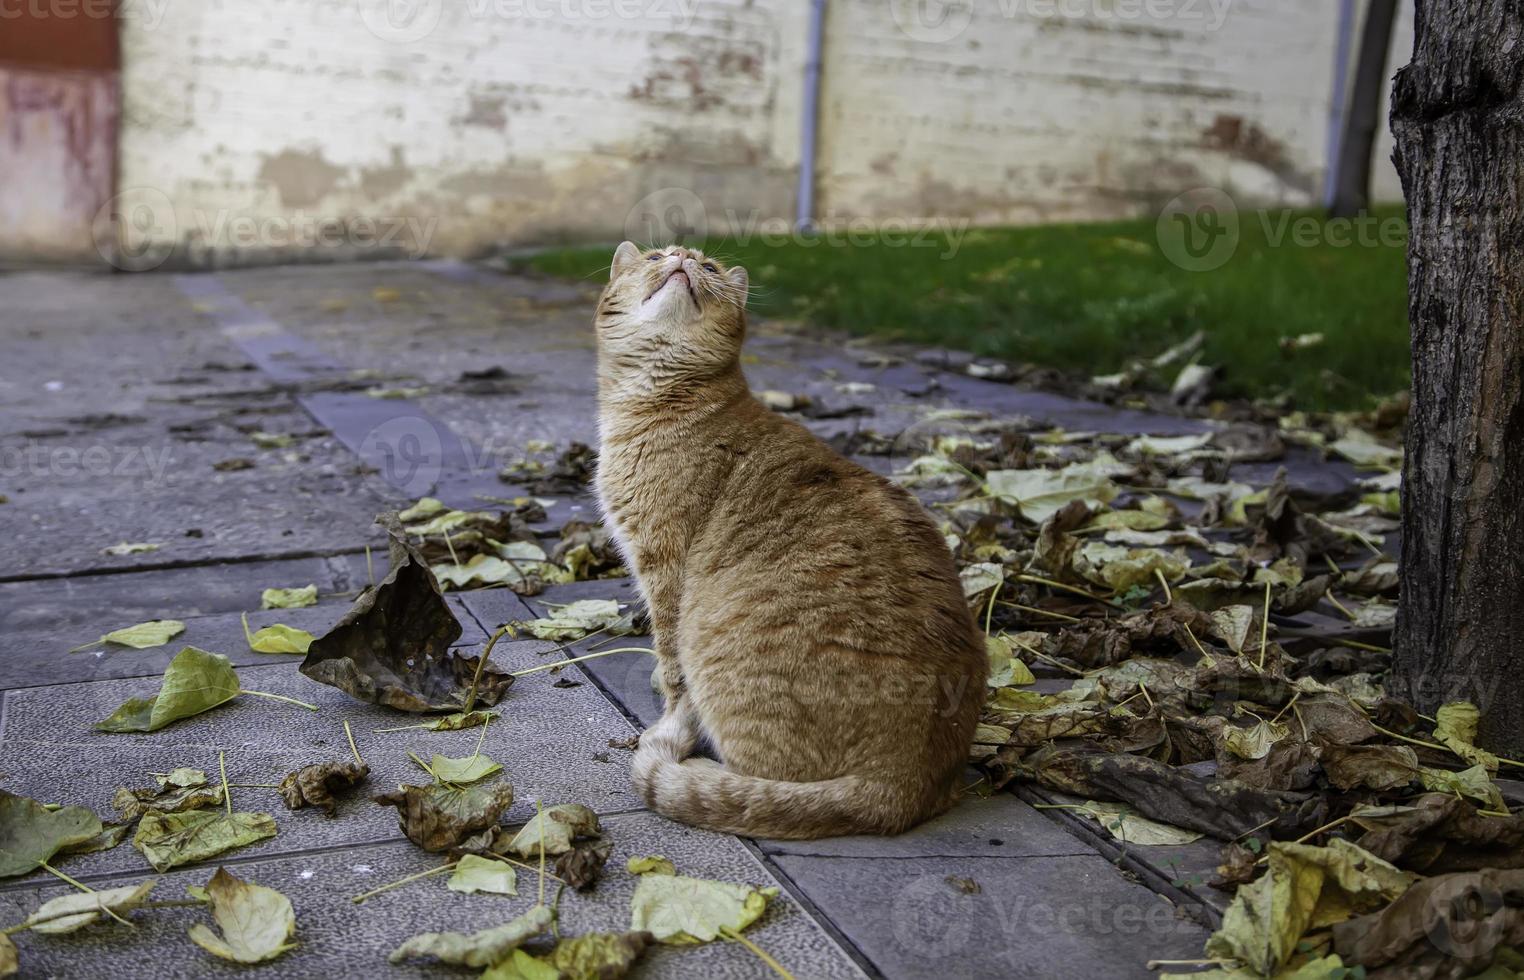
[596,242,987,839]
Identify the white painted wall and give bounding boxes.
[112,0,1410,265]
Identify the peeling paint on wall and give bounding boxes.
[0,66,119,263]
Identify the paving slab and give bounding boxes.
[0,812,866,979]
[770,853,1210,980]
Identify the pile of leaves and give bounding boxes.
[397,496,624,593]
[893,413,1523,977]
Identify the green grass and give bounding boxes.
[524,208,1410,411]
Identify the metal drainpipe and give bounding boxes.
[796,0,827,233]
[1323,0,1359,209]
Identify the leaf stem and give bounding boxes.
[344,719,365,767]
[1256,581,1272,669]
[38,861,92,894]
[982,581,999,636]
[998,600,1081,624]
[1153,568,1173,605]
[1370,723,1524,769]
[536,798,546,908]
[219,750,232,815]
[350,862,457,904]
[241,690,319,711]
[464,624,514,714]
[510,647,653,677]
[720,926,795,980]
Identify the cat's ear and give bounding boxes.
[611,241,642,281]
[726,265,749,301]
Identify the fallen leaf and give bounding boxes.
[261,585,318,609]
[242,613,314,654]
[1069,800,1204,845]
[627,855,677,876]
[250,431,293,449]
[538,931,654,979]
[25,880,156,934]
[556,839,613,891]
[0,791,102,878]
[89,620,186,650]
[425,752,503,784]
[480,949,560,980]
[95,646,241,732]
[1204,838,1413,975]
[506,803,601,858]
[420,710,499,732]
[447,854,518,896]
[373,780,515,852]
[1222,720,1290,761]
[113,776,225,821]
[101,541,160,556]
[155,768,207,789]
[300,514,512,712]
[1320,744,1420,792]
[133,809,278,872]
[1353,794,1524,873]
[1018,747,1327,840]
[58,822,134,857]
[1331,868,1524,976]
[986,461,1122,524]
[0,934,13,978]
[521,599,631,641]
[187,867,296,963]
[1419,764,1506,812]
[629,873,778,944]
[1435,701,1500,773]
[278,761,369,816]
[389,904,555,967]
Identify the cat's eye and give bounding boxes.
[702,263,717,272]
[646,254,660,261]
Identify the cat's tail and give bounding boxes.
[630,704,937,840]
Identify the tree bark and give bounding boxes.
[1389,2,1524,756]
[1330,0,1400,218]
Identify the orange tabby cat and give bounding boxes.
[595,241,986,839]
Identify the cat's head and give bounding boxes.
[594,241,749,382]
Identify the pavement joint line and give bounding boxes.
[0,836,419,895]
[737,837,883,980]
[1012,785,1223,929]
[172,273,497,500]
[0,547,374,586]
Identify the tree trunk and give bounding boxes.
[1330,0,1399,218]
[1389,2,1524,756]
